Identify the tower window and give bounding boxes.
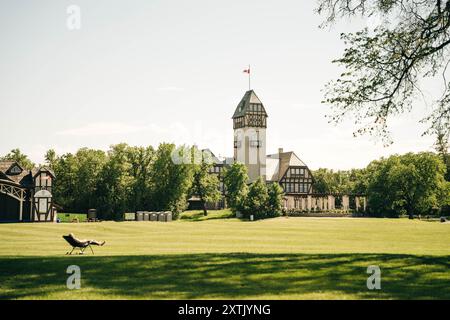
[250,140,262,148]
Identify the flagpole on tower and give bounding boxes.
[243,65,251,91]
[248,65,251,90]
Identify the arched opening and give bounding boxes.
[33,189,54,222]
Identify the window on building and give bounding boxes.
[286,183,292,193]
[294,197,300,209]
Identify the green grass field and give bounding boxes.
[0,214,449,299]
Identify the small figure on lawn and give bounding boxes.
[62,233,106,255]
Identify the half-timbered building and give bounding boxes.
[204,89,366,212]
[0,161,56,222]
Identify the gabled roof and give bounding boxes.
[32,166,55,178]
[0,161,16,174]
[265,157,280,181]
[202,149,223,165]
[266,151,308,181]
[203,149,235,165]
[0,161,33,186]
[232,90,268,119]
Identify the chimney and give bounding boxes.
[278,148,283,154]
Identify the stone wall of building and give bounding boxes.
[284,194,367,213]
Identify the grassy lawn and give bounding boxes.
[0,216,449,299]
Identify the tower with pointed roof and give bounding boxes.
[191,89,367,213]
[232,90,268,182]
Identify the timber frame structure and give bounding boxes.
[0,161,56,222]
[194,89,367,212]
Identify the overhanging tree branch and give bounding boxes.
[318,0,450,144]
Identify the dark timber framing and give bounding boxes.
[0,161,56,223]
[279,166,314,195]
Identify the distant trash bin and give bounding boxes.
[88,209,97,221]
[136,211,144,221]
[144,212,150,221]
[150,212,157,221]
[124,212,135,221]
[166,212,173,222]
[158,212,166,222]
[250,214,254,221]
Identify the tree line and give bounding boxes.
[1,145,449,219]
[313,152,450,218]
[2,144,222,219]
[1,144,285,220]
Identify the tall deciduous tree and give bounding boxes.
[125,145,155,212]
[96,144,133,220]
[367,152,449,217]
[149,143,193,217]
[223,163,249,214]
[433,125,450,181]
[245,177,269,219]
[267,182,284,217]
[50,148,107,213]
[312,168,368,194]
[317,0,450,144]
[190,147,221,216]
[44,149,57,168]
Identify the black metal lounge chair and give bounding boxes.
[63,234,95,255]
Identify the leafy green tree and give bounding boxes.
[245,177,269,219]
[367,152,449,218]
[44,149,57,168]
[312,168,368,194]
[190,148,221,216]
[313,168,342,194]
[348,168,369,195]
[51,153,78,211]
[267,182,284,217]
[317,0,450,143]
[149,143,193,217]
[50,148,107,213]
[96,144,133,220]
[125,145,155,212]
[1,149,34,170]
[433,125,450,181]
[74,148,108,212]
[223,163,249,214]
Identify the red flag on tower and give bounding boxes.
[243,65,251,90]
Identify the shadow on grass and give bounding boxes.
[0,253,449,299]
[179,211,235,222]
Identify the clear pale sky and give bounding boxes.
[0,0,438,170]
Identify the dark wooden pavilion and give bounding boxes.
[0,161,56,222]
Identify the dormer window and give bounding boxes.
[6,164,22,175]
